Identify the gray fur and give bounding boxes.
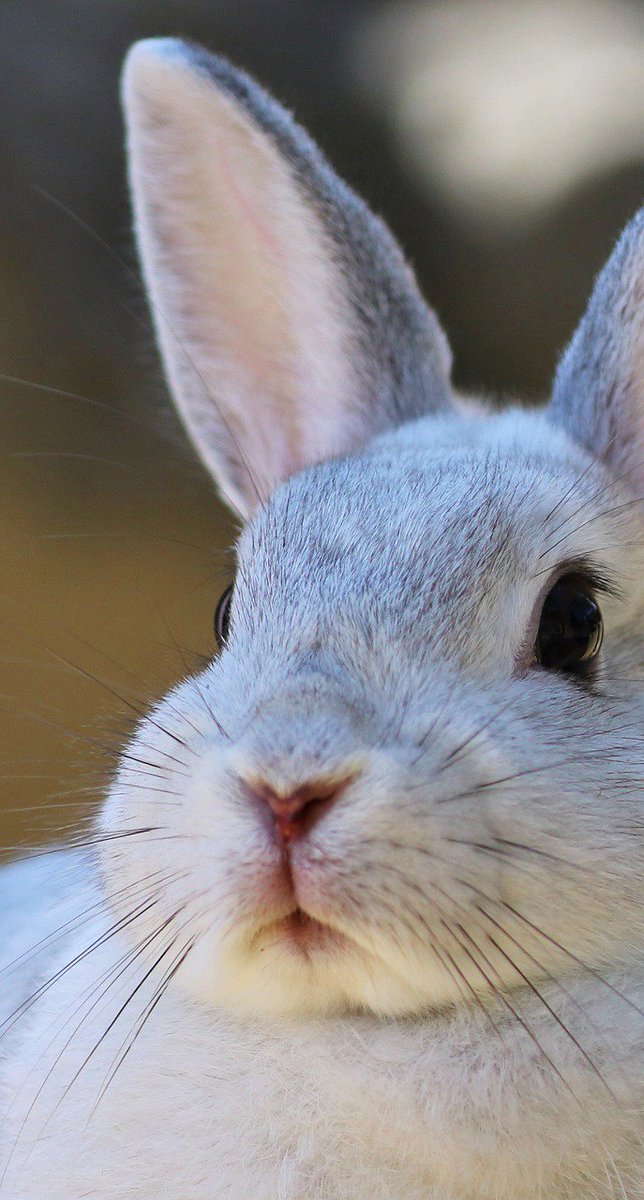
[0,37,642,1200]
[550,207,644,489]
[182,40,453,421]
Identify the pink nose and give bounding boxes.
[248,775,353,842]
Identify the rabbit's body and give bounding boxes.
[2,858,642,1200]
[1,37,642,1199]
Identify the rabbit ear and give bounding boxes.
[549,208,644,495]
[122,39,453,516]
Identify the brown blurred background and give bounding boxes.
[1,0,643,856]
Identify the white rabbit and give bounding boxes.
[0,36,642,1200]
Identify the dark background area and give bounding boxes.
[1,0,643,851]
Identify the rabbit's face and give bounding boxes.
[102,410,643,1018]
[104,40,643,1019]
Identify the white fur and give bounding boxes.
[1,37,642,1200]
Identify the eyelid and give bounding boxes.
[532,556,622,598]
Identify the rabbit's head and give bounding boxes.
[101,38,643,1020]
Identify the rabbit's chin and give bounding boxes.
[173,913,455,1021]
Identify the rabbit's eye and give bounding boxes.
[214,585,233,648]
[534,574,603,676]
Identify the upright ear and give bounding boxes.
[122,38,453,517]
[549,208,644,496]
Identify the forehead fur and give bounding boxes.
[233,407,610,672]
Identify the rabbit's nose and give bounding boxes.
[246,775,354,842]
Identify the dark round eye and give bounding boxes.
[214,584,233,648]
[534,574,604,676]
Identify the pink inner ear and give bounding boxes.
[216,130,286,265]
[125,43,453,517]
[170,97,369,496]
[208,129,306,490]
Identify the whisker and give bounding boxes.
[433,698,515,774]
[476,904,622,1085]
[447,836,592,878]
[91,930,199,1119]
[542,455,644,548]
[0,870,180,982]
[0,371,160,440]
[539,495,644,560]
[9,450,134,472]
[433,925,507,1046]
[34,186,261,519]
[0,897,180,1181]
[485,929,613,1093]
[449,922,577,1100]
[367,864,507,1045]
[3,827,165,863]
[51,903,191,1124]
[0,888,164,1040]
[435,756,596,803]
[501,903,644,1018]
[147,596,230,741]
[541,454,602,528]
[47,653,196,763]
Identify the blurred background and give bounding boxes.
[1,0,643,855]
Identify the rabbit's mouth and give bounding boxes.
[257,908,350,956]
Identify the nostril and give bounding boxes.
[247,775,354,841]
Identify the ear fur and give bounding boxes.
[549,208,644,497]
[122,38,453,516]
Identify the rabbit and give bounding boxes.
[0,34,642,1200]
